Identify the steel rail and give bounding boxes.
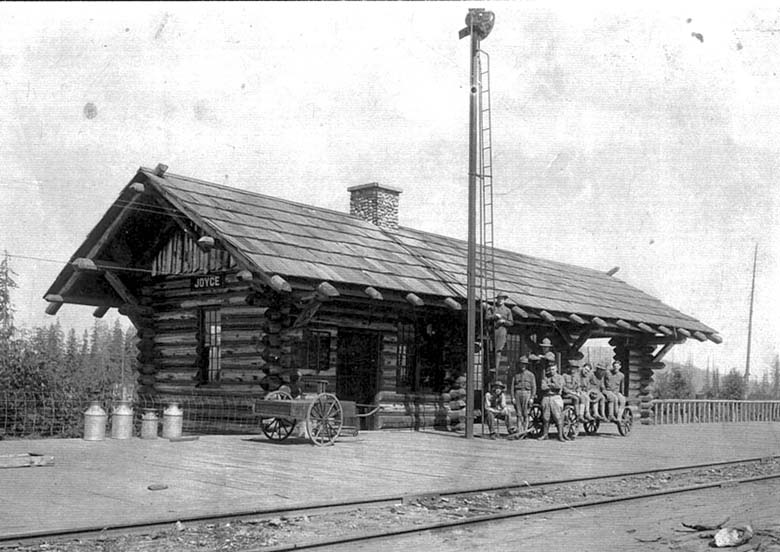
[2,455,778,546]
[255,471,780,552]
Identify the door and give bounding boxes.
[337,330,381,429]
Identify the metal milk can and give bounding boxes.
[162,402,183,439]
[83,401,108,441]
[111,400,134,439]
[140,409,159,439]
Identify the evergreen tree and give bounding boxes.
[712,369,720,397]
[0,250,17,339]
[666,366,693,399]
[701,366,712,398]
[720,369,746,400]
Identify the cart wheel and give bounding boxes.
[261,390,297,441]
[562,406,579,440]
[617,407,633,436]
[583,418,600,435]
[306,393,343,446]
[527,404,543,439]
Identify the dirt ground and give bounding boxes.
[4,459,780,552]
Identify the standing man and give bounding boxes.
[603,360,627,422]
[540,360,569,441]
[488,293,514,373]
[484,380,515,439]
[510,355,536,435]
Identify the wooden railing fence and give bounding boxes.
[652,399,780,425]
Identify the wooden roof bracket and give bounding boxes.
[653,340,684,364]
[568,328,594,355]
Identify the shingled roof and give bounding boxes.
[45,167,719,341]
[134,168,715,337]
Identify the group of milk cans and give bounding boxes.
[83,400,184,441]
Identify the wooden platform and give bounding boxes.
[1,423,779,539]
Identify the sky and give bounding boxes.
[0,2,777,377]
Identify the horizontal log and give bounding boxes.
[657,325,673,336]
[637,323,655,334]
[692,331,708,342]
[707,333,723,344]
[615,319,633,330]
[568,313,586,325]
[93,306,110,318]
[591,317,608,328]
[539,310,556,323]
[316,281,340,300]
[154,311,197,322]
[153,333,199,346]
[443,297,461,311]
[406,293,424,307]
[511,306,529,319]
[269,274,292,293]
[677,328,691,338]
[45,302,63,315]
[364,286,383,300]
[180,295,252,309]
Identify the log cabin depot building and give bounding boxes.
[45,165,720,428]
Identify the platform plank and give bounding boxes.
[0,423,778,538]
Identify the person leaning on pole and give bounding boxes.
[509,355,536,436]
[539,356,570,441]
[487,293,514,372]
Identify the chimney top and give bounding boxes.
[347,182,403,194]
[348,182,403,229]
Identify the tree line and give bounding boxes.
[654,359,780,401]
[0,254,138,436]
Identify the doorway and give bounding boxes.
[336,329,381,429]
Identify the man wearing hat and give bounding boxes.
[603,360,627,422]
[488,293,514,372]
[540,359,569,441]
[562,360,586,422]
[510,355,536,435]
[484,380,515,439]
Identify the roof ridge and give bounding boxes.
[139,167,378,230]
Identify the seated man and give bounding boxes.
[580,363,604,421]
[561,361,583,422]
[484,380,515,439]
[540,361,569,442]
[602,360,627,422]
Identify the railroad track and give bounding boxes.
[4,455,780,551]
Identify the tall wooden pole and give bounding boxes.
[465,17,479,440]
[745,243,758,383]
[460,9,494,438]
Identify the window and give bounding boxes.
[305,330,331,372]
[397,323,416,389]
[197,308,221,384]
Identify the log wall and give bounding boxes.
[133,274,468,431]
[137,276,270,396]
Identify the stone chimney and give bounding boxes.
[348,183,402,229]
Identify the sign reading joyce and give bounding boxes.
[191,274,223,290]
